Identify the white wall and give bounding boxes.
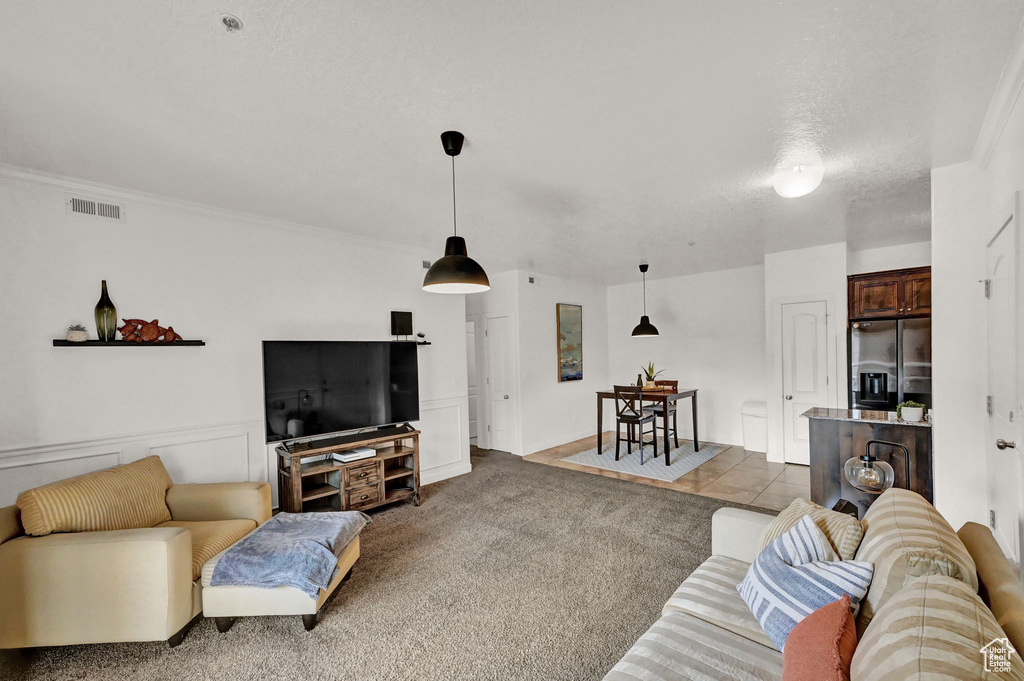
[606,264,767,448]
[0,170,472,505]
[930,162,991,534]
[847,241,931,275]
[930,53,1024,541]
[517,271,609,454]
[764,242,848,462]
[466,270,610,456]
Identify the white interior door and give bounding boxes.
[485,314,515,453]
[781,300,830,465]
[986,200,1020,561]
[466,320,478,441]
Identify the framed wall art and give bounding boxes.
[556,303,583,382]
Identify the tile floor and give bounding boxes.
[523,432,810,511]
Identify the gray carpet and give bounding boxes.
[564,439,728,481]
[1,449,767,681]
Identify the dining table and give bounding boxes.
[596,387,699,465]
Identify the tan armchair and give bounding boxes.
[0,459,270,649]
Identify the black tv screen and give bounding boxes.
[262,341,419,442]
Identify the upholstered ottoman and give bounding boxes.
[201,533,360,632]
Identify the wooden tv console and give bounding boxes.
[276,428,420,513]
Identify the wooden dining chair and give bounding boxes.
[648,379,679,449]
[613,385,658,464]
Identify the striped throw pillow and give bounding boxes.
[759,497,865,560]
[17,456,173,536]
[852,574,1024,680]
[738,515,874,651]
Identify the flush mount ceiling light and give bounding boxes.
[423,131,490,294]
[220,14,243,32]
[772,162,824,198]
[631,263,659,337]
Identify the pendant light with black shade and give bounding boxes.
[422,131,490,294]
[631,263,659,337]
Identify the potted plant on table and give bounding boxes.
[640,362,664,389]
[897,400,927,423]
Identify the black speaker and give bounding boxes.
[391,311,413,337]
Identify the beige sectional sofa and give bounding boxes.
[605,489,1024,680]
[0,456,271,649]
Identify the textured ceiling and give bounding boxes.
[1,1,1021,284]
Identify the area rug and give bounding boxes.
[563,439,728,482]
[6,449,765,681]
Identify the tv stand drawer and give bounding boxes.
[344,461,381,486]
[346,485,381,508]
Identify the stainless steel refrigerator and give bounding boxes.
[849,318,931,411]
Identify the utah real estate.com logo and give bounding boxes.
[982,638,1016,673]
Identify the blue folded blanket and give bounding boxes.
[210,511,370,599]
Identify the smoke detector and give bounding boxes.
[221,14,243,32]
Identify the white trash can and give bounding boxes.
[741,400,768,453]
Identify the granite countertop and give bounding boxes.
[801,407,932,428]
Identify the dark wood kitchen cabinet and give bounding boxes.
[903,270,932,316]
[848,266,930,320]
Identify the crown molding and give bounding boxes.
[0,163,431,258]
[972,19,1024,168]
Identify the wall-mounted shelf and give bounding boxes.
[416,341,431,346]
[53,339,206,347]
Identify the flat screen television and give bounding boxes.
[262,341,419,443]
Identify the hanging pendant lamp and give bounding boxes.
[631,263,659,337]
[423,131,490,294]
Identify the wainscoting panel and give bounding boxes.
[416,398,467,470]
[147,433,251,486]
[0,421,266,507]
[0,449,122,506]
[0,402,469,509]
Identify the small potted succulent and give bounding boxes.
[66,324,89,343]
[897,400,927,423]
[640,362,664,389]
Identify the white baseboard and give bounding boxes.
[421,460,473,486]
[523,428,597,456]
[522,426,743,458]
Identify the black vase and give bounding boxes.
[94,280,117,341]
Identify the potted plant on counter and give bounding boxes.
[897,401,927,423]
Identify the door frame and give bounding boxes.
[465,319,479,442]
[1016,191,1024,571]
[985,191,1022,562]
[480,311,523,456]
[767,292,844,463]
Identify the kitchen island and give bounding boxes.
[802,407,932,519]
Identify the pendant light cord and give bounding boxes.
[642,271,647,316]
[451,155,458,237]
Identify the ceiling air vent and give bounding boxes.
[65,193,126,223]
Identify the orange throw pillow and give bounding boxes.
[782,594,857,681]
